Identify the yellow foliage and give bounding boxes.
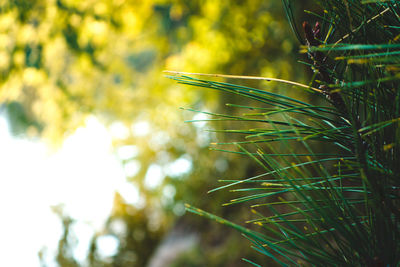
[0,0,303,148]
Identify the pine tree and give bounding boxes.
[168,1,400,265]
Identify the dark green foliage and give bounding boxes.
[3,101,42,136]
[171,1,400,266]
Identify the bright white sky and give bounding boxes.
[0,115,135,266]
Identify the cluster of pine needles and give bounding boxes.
[167,1,400,266]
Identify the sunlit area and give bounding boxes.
[0,114,125,265]
[0,0,334,266]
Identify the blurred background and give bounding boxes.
[0,0,310,266]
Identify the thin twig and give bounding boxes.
[334,4,395,45]
[163,70,322,93]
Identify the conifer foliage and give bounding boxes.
[169,1,400,266]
